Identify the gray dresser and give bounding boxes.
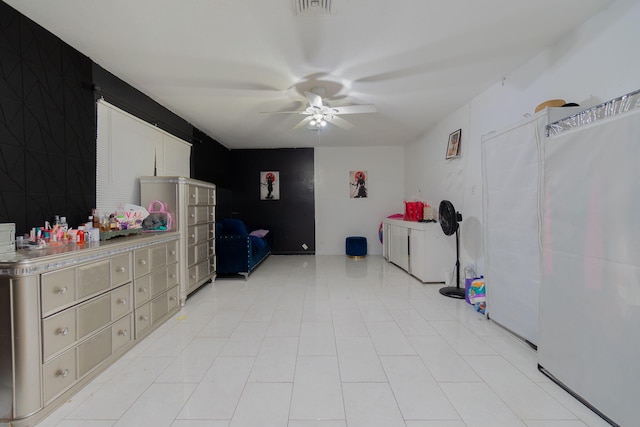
[0,232,180,427]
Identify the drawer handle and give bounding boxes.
[57,327,70,336]
[139,287,148,293]
[118,329,128,337]
[169,296,176,301]
[171,250,176,255]
[116,267,126,273]
[170,274,176,279]
[191,194,196,198]
[140,314,149,321]
[191,275,196,279]
[190,213,196,218]
[55,286,68,295]
[118,298,127,305]
[138,260,147,265]
[56,369,70,378]
[190,234,196,239]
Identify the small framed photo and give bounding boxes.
[445,129,462,159]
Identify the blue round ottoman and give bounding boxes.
[346,236,367,258]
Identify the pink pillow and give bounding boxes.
[249,229,269,238]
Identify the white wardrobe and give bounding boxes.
[538,92,640,427]
[481,107,580,345]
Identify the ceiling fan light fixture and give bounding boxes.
[293,0,334,16]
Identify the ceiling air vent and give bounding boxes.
[293,0,334,16]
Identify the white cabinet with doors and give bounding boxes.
[383,218,455,283]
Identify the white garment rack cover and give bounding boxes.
[481,114,544,345]
[539,106,640,427]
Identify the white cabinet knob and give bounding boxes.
[138,260,146,265]
[116,267,126,273]
[139,287,148,293]
[118,298,127,305]
[118,329,128,337]
[57,327,70,336]
[140,315,149,321]
[56,286,68,294]
[56,369,70,378]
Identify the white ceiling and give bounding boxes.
[6,0,613,149]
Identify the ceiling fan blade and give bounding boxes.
[292,116,313,129]
[331,104,377,115]
[304,91,323,108]
[261,110,306,114]
[327,116,354,130]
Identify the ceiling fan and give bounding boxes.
[265,88,377,130]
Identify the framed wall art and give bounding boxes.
[446,129,462,159]
[349,170,368,198]
[260,171,280,200]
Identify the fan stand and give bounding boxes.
[439,228,465,299]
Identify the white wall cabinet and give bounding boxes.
[140,176,216,304]
[383,218,455,283]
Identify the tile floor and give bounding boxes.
[36,255,610,427]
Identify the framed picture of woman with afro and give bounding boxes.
[260,171,280,200]
[349,170,368,198]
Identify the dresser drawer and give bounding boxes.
[188,242,208,267]
[41,268,75,316]
[196,224,208,244]
[43,348,77,403]
[110,253,131,287]
[149,268,168,299]
[134,275,151,307]
[197,260,211,282]
[42,309,76,360]
[111,283,132,320]
[133,248,151,278]
[167,263,178,287]
[167,286,179,312]
[77,293,111,341]
[188,184,210,206]
[77,259,110,300]
[187,225,197,246]
[151,293,169,322]
[149,244,167,270]
[166,240,178,264]
[112,314,132,352]
[77,327,112,377]
[187,206,197,226]
[196,206,209,224]
[187,265,197,289]
[135,303,151,338]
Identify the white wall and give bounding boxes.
[315,146,404,255]
[405,0,640,274]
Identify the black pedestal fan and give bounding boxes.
[438,200,465,299]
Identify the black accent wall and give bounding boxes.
[0,2,95,234]
[229,149,315,255]
[0,1,315,254]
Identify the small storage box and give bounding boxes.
[0,223,16,254]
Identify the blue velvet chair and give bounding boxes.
[216,218,272,277]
